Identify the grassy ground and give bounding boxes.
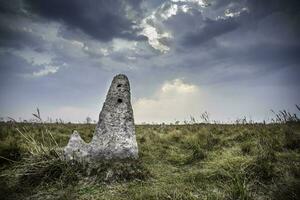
[0,122,299,200]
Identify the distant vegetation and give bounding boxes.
[0,108,299,200]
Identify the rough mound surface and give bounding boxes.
[64,74,138,161]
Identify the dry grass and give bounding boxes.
[0,108,299,199]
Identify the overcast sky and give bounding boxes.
[0,0,299,123]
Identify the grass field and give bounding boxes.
[0,120,300,200]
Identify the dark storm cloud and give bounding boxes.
[0,0,23,15]
[0,20,44,50]
[0,0,46,50]
[246,0,300,18]
[24,0,144,42]
[149,0,300,87]
[175,0,300,48]
[158,3,244,49]
[182,17,239,46]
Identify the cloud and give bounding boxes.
[0,0,299,123]
[139,20,171,53]
[13,48,54,65]
[181,17,239,46]
[223,7,249,18]
[24,0,144,42]
[138,0,247,52]
[161,78,197,93]
[133,78,204,123]
[171,0,208,8]
[32,65,59,77]
[0,16,45,50]
[0,0,23,15]
[138,3,174,53]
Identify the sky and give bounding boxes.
[0,0,299,123]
